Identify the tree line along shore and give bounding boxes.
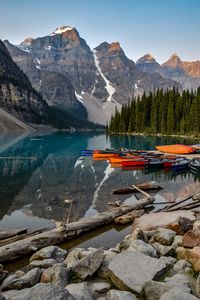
[108,88,200,137]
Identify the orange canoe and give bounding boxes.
[93,153,119,159]
[110,156,142,164]
[156,144,194,154]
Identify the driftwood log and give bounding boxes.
[0,229,47,247]
[0,228,27,241]
[114,209,144,224]
[112,181,163,195]
[0,196,154,264]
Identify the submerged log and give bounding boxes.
[112,181,163,195]
[0,196,154,264]
[0,228,27,241]
[114,209,144,224]
[0,229,47,247]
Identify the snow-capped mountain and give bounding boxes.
[4,26,181,125]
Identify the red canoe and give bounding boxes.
[121,159,149,167]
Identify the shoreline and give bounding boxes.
[108,131,200,140]
[1,210,200,299]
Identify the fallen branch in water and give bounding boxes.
[0,228,27,241]
[157,191,200,212]
[112,181,163,195]
[0,194,154,264]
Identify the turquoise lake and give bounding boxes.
[0,132,200,249]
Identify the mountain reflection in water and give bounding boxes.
[0,132,199,233]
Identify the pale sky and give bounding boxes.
[0,0,199,63]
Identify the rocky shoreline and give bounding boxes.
[1,212,200,299]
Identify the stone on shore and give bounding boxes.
[40,264,69,288]
[196,273,200,297]
[64,248,85,268]
[2,283,74,300]
[98,250,118,279]
[160,288,199,300]
[171,235,183,249]
[106,290,138,300]
[182,229,200,247]
[0,271,8,285]
[128,229,148,242]
[154,228,176,246]
[132,211,196,231]
[168,217,193,235]
[144,281,171,300]
[1,268,41,291]
[29,258,57,269]
[66,282,93,300]
[30,246,67,263]
[108,250,168,294]
[173,260,192,274]
[70,248,104,280]
[164,274,191,293]
[127,240,157,257]
[176,246,200,271]
[152,242,174,257]
[90,280,111,296]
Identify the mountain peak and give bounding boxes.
[108,42,121,53]
[136,53,156,64]
[50,26,79,41]
[163,53,182,67]
[20,37,34,45]
[51,26,74,36]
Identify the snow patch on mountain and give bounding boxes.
[51,26,73,36]
[75,91,84,103]
[92,49,115,102]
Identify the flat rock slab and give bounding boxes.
[132,211,195,231]
[2,283,74,300]
[108,250,168,294]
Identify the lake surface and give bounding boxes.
[0,131,200,249]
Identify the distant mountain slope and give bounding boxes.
[4,25,181,125]
[0,39,50,129]
[136,53,200,90]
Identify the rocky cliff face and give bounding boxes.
[4,26,182,125]
[0,39,49,127]
[136,53,200,90]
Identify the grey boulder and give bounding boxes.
[108,250,168,294]
[2,283,74,300]
[30,246,67,263]
[106,289,137,300]
[70,248,104,280]
[160,288,199,300]
[40,264,69,288]
[127,239,157,257]
[154,228,176,246]
[66,282,93,300]
[1,268,41,291]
